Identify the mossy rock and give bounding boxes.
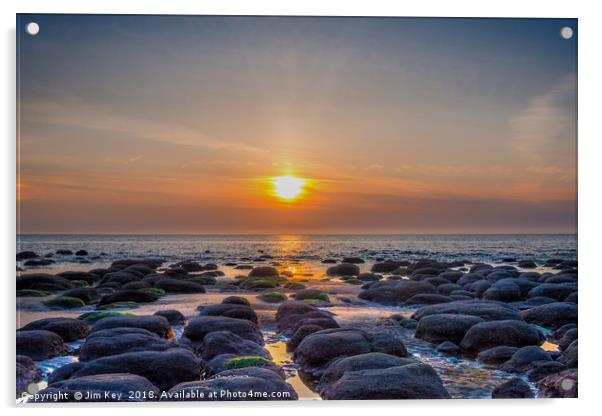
[224,356,271,369]
[295,290,330,302]
[44,296,86,309]
[344,278,363,285]
[284,282,306,290]
[97,301,139,310]
[302,299,330,305]
[70,280,89,287]
[17,289,48,297]
[239,276,287,290]
[258,292,288,303]
[77,311,134,323]
[140,288,165,297]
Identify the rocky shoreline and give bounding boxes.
[16,251,578,401]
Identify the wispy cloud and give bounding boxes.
[511,74,576,169]
[21,96,267,154]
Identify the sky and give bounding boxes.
[17,15,577,234]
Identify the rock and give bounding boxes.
[184,316,263,345]
[79,328,173,361]
[564,292,578,303]
[293,289,330,303]
[552,323,577,340]
[155,279,206,293]
[294,328,407,376]
[258,292,287,303]
[326,263,360,276]
[16,273,74,292]
[415,314,484,344]
[16,355,42,397]
[75,250,88,256]
[518,260,537,269]
[319,352,416,388]
[19,318,90,342]
[91,316,172,338]
[358,280,437,306]
[165,368,297,401]
[460,320,544,352]
[77,311,134,324]
[43,296,86,309]
[322,259,337,264]
[222,296,251,306]
[342,257,364,264]
[97,290,160,306]
[24,258,55,266]
[154,309,186,326]
[412,300,523,321]
[248,266,279,277]
[492,378,534,398]
[500,346,551,372]
[39,373,160,402]
[287,324,324,351]
[196,331,268,361]
[558,328,578,351]
[562,340,578,368]
[437,283,463,295]
[57,348,200,392]
[527,361,567,382]
[357,272,382,282]
[477,346,519,366]
[536,369,577,398]
[520,302,578,329]
[405,293,452,305]
[436,341,461,353]
[321,363,450,400]
[275,301,338,335]
[438,271,464,283]
[482,282,523,302]
[197,304,258,323]
[61,287,100,304]
[17,251,38,260]
[371,261,400,273]
[56,249,73,255]
[122,281,151,290]
[16,330,67,360]
[528,283,577,301]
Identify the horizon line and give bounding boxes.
[16,232,578,237]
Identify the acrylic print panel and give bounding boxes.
[16,14,577,402]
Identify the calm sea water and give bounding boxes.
[17,234,577,269]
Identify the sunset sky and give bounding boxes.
[17,15,577,234]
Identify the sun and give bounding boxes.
[272,176,306,200]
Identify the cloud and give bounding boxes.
[511,74,577,169]
[21,96,267,154]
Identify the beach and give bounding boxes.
[16,234,578,401]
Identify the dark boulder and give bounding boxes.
[371,261,400,273]
[16,330,67,360]
[405,293,452,305]
[154,309,186,326]
[248,266,279,277]
[16,273,74,292]
[527,361,567,382]
[500,346,551,373]
[536,369,577,398]
[17,251,38,260]
[79,328,173,361]
[412,300,523,321]
[527,283,577,301]
[19,318,90,342]
[184,315,263,345]
[222,296,251,306]
[16,355,42,397]
[196,330,268,361]
[321,363,450,400]
[415,314,484,344]
[358,280,437,306]
[58,348,201,392]
[91,315,172,338]
[155,279,206,293]
[477,346,519,366]
[165,367,297,401]
[520,302,578,329]
[491,378,534,398]
[61,287,100,304]
[294,328,407,376]
[326,263,360,276]
[98,290,160,306]
[197,304,258,324]
[460,320,544,352]
[41,373,160,402]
